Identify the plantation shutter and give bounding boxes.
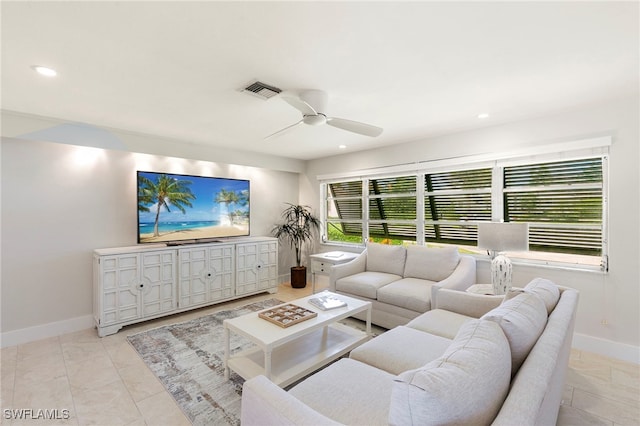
[327,180,363,241]
[503,157,603,255]
[425,168,492,245]
[368,175,417,240]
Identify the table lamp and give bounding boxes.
[477,222,529,295]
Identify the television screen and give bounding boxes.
[137,171,250,244]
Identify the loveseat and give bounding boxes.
[329,243,476,329]
[241,278,579,425]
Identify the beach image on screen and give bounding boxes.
[137,171,249,243]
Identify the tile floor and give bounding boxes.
[1,283,638,425]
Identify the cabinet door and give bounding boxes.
[256,240,278,290]
[208,245,235,302]
[236,241,277,295]
[179,245,235,307]
[99,254,142,325]
[235,243,259,295]
[140,251,177,317]
[179,247,209,308]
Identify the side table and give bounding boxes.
[466,284,496,295]
[309,251,359,293]
[466,284,523,296]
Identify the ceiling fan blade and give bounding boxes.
[326,117,383,137]
[264,119,304,140]
[282,96,317,116]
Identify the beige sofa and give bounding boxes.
[329,243,476,329]
[241,278,579,426]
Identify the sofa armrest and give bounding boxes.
[431,288,503,318]
[430,255,476,303]
[241,375,343,426]
[329,250,367,291]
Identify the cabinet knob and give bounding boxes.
[139,283,144,289]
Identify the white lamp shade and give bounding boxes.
[478,222,529,252]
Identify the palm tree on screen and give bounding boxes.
[139,174,196,236]
[215,189,240,225]
[138,176,155,212]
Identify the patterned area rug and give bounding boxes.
[127,298,382,425]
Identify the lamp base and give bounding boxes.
[491,254,513,295]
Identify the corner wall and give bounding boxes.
[305,96,640,363]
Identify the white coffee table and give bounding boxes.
[223,292,372,387]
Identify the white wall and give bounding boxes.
[1,136,300,345]
[2,110,305,174]
[305,97,640,363]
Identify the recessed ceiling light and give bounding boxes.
[338,145,347,149]
[32,65,57,77]
[477,113,490,119]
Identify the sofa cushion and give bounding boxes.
[481,291,547,376]
[406,309,475,339]
[290,358,394,426]
[336,271,400,299]
[350,326,452,375]
[525,278,561,315]
[377,278,433,313]
[366,243,406,276]
[403,245,460,282]
[389,319,511,426]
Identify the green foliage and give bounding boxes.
[273,204,320,267]
[327,224,362,244]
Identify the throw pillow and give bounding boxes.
[481,291,547,376]
[403,245,460,282]
[524,278,561,315]
[388,319,511,426]
[366,242,406,276]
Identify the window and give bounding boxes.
[326,180,364,244]
[320,147,608,270]
[368,175,417,244]
[503,158,604,257]
[425,168,492,246]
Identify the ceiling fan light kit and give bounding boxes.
[265,89,383,139]
[303,114,326,126]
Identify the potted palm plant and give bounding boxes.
[272,203,321,288]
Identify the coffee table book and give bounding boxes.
[308,294,347,310]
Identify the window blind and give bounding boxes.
[503,158,603,255]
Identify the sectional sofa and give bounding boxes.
[241,278,579,425]
[329,243,477,329]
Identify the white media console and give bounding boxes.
[93,236,278,337]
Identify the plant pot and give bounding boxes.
[290,266,307,289]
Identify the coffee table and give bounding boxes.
[223,292,372,388]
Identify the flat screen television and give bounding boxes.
[137,171,250,244]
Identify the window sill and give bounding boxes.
[476,255,605,274]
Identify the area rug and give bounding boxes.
[127,299,382,425]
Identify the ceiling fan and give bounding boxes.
[265,90,383,139]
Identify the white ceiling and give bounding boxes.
[2,1,638,160]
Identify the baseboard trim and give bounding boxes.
[1,315,95,348]
[573,332,640,365]
[278,273,290,285]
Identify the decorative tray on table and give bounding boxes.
[258,304,318,328]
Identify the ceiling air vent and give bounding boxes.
[241,80,282,100]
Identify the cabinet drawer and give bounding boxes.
[311,260,329,274]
